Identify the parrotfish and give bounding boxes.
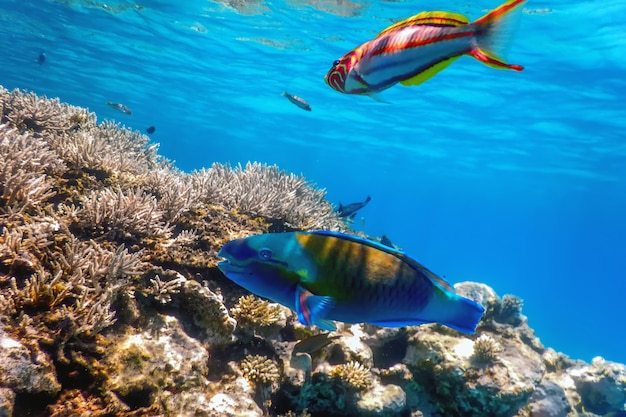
[281,91,312,111]
[106,101,132,115]
[218,231,485,334]
[337,195,371,219]
[325,0,526,98]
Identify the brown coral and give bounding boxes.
[240,354,281,387]
[471,334,502,364]
[231,294,283,328]
[330,361,372,391]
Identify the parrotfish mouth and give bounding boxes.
[217,259,247,274]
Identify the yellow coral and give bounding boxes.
[240,354,281,387]
[231,295,282,328]
[330,361,372,391]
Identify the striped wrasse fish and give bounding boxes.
[218,231,484,334]
[324,0,526,98]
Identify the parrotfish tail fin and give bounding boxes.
[441,294,486,334]
[295,286,336,331]
[470,0,526,71]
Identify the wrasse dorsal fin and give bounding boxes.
[377,11,470,38]
[305,231,455,293]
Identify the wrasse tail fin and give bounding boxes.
[471,0,526,71]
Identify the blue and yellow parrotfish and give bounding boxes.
[218,231,484,334]
[325,0,526,97]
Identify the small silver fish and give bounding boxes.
[106,101,132,115]
[281,91,311,111]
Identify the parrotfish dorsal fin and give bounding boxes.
[305,230,455,293]
[399,56,461,87]
[377,11,470,38]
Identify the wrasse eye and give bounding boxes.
[332,60,340,67]
[258,248,273,261]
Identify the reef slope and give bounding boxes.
[0,86,624,417]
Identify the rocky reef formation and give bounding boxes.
[0,86,625,417]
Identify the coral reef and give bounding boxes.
[330,361,372,391]
[1,85,626,417]
[231,295,284,329]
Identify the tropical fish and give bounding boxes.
[293,333,341,355]
[337,196,371,219]
[106,101,132,115]
[146,126,156,134]
[325,0,526,98]
[37,51,46,65]
[218,231,485,334]
[380,234,394,248]
[281,91,312,111]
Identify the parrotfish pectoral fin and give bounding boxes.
[399,56,461,87]
[295,286,336,331]
[471,0,526,71]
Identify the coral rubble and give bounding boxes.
[1,86,626,417]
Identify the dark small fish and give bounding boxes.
[380,235,394,248]
[37,51,46,65]
[146,126,156,134]
[106,101,132,115]
[281,91,311,111]
[293,333,341,355]
[337,195,371,219]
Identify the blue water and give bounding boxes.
[1,0,625,364]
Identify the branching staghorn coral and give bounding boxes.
[47,121,163,176]
[0,87,92,134]
[138,167,199,223]
[64,186,172,242]
[191,162,345,231]
[147,273,186,304]
[1,86,164,179]
[0,218,58,275]
[0,124,65,213]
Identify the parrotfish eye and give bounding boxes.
[258,248,273,261]
[332,60,340,67]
